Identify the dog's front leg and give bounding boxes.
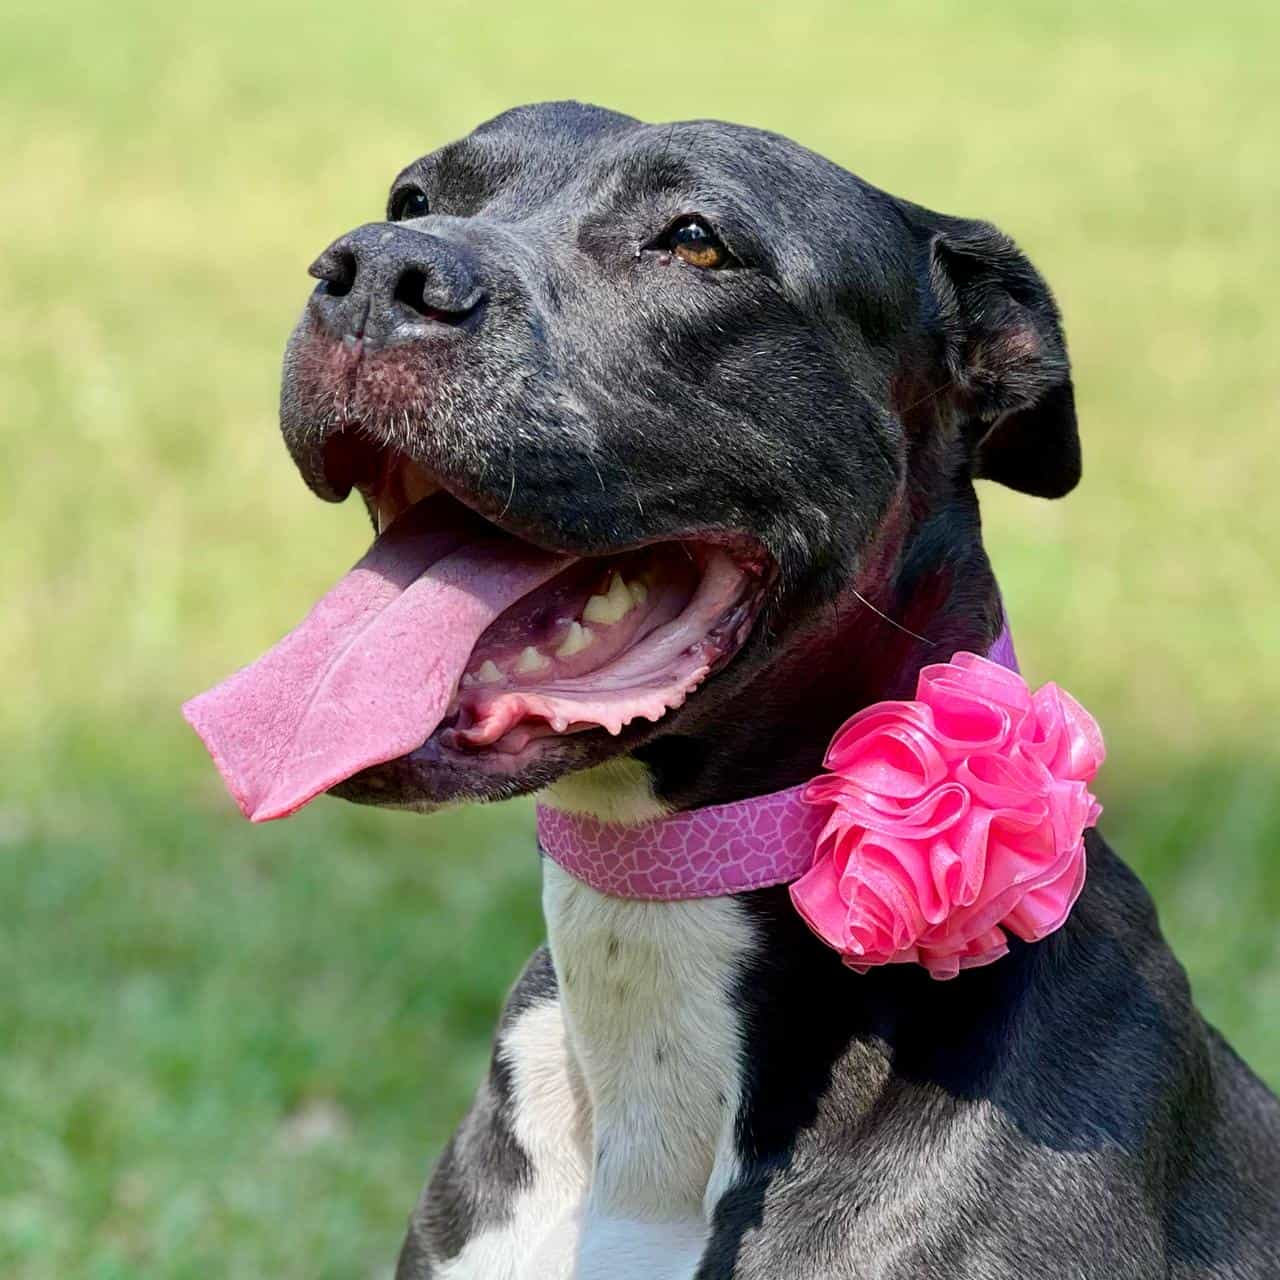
[396,949,590,1280]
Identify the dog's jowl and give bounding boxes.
[186,103,1280,1277]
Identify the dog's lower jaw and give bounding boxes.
[539,861,751,1272]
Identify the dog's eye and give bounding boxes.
[388,186,430,222]
[655,217,735,270]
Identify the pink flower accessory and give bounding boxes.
[535,623,1105,980]
[790,653,1104,979]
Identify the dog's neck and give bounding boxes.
[539,506,1007,1237]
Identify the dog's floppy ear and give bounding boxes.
[924,216,1080,499]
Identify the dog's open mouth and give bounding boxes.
[184,452,768,821]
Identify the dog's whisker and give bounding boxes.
[499,457,518,520]
[849,588,935,647]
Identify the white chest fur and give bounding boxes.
[543,861,755,1275]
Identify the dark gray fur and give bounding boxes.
[274,102,1280,1277]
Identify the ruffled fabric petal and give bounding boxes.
[790,651,1104,980]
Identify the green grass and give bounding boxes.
[1,0,1277,1274]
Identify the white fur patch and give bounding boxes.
[543,862,753,1274]
[539,758,671,825]
[573,1218,709,1279]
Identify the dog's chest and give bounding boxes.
[539,862,754,1274]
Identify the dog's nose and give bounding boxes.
[307,222,484,348]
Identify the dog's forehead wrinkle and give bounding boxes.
[590,137,759,217]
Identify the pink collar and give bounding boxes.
[536,621,1106,979]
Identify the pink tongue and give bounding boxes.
[183,500,569,822]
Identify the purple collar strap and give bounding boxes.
[536,620,1107,979]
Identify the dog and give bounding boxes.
[196,102,1280,1277]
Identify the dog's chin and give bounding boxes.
[328,720,637,812]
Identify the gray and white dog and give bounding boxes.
[265,103,1280,1277]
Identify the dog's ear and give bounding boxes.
[924,217,1080,499]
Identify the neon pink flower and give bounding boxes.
[790,653,1104,980]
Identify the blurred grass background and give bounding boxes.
[1,0,1277,1275]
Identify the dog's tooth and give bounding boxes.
[608,572,635,613]
[555,621,595,658]
[515,645,551,675]
[583,573,634,625]
[628,579,648,605]
[474,659,504,684]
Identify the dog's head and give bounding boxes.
[224,102,1079,817]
